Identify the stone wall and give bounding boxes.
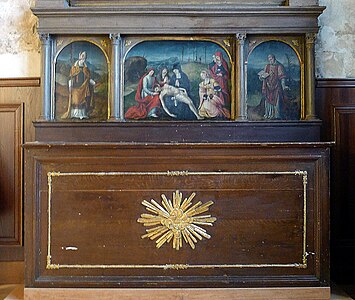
[316,0,355,78]
[0,0,353,78]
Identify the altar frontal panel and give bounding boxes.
[42,170,309,279]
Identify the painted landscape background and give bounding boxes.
[124,40,232,120]
[55,41,109,121]
[247,40,301,121]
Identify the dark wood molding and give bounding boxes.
[0,78,41,88]
[33,121,322,143]
[24,141,333,149]
[332,105,355,142]
[316,79,355,89]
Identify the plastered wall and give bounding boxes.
[0,0,40,77]
[316,0,355,78]
[0,0,354,78]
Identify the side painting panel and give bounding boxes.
[247,40,301,121]
[124,40,232,121]
[55,41,109,121]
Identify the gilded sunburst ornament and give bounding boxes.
[137,190,217,250]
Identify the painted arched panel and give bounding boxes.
[247,40,301,121]
[124,40,232,121]
[55,41,109,121]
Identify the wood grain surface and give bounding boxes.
[24,143,330,288]
[24,287,330,300]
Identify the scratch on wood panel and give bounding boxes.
[62,246,78,251]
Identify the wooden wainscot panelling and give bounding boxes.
[0,104,23,260]
[24,143,330,289]
[316,79,355,283]
[0,78,40,283]
[330,104,355,283]
[0,78,41,143]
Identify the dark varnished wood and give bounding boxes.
[0,104,23,261]
[0,78,41,283]
[34,121,322,143]
[24,143,330,288]
[25,1,329,293]
[316,79,355,283]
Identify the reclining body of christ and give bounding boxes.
[158,84,203,120]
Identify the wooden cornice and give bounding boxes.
[316,78,355,88]
[32,5,325,34]
[69,0,287,6]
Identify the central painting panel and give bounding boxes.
[124,39,233,121]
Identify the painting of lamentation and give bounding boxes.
[247,41,301,121]
[55,41,109,121]
[124,40,232,121]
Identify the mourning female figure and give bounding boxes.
[209,51,230,106]
[125,69,161,119]
[198,70,230,119]
[166,63,197,119]
[157,66,170,87]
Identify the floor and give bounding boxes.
[0,284,354,299]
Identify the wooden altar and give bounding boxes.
[24,0,330,298]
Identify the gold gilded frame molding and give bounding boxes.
[46,170,308,270]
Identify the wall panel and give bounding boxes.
[0,104,23,247]
[0,78,40,282]
[316,79,355,283]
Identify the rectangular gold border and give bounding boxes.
[47,170,308,270]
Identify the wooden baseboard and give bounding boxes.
[24,287,330,300]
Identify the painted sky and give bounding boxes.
[248,41,300,69]
[56,41,108,68]
[126,40,231,66]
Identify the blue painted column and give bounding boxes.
[236,33,247,121]
[109,33,121,120]
[39,33,52,120]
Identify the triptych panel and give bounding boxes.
[52,35,304,122]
